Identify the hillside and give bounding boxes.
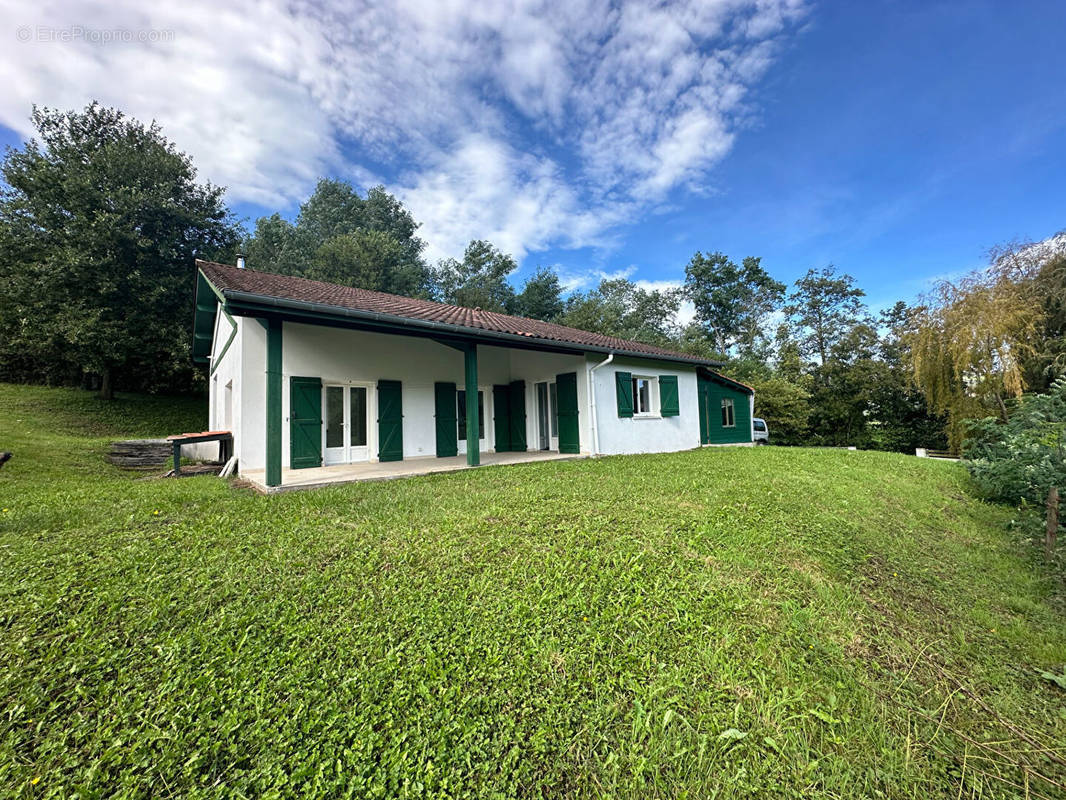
[1,383,1064,798]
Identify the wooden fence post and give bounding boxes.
[1047,487,1060,560]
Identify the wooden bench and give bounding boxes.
[916,448,959,460]
[166,431,233,476]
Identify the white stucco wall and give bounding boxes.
[196,305,241,462]
[210,317,708,471]
[225,322,591,471]
[589,357,701,456]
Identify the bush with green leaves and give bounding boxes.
[963,376,1066,507]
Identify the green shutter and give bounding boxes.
[556,371,580,454]
[377,380,403,462]
[289,377,322,469]
[509,380,527,452]
[434,382,457,457]
[615,370,633,417]
[660,375,679,417]
[493,384,512,452]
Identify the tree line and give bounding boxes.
[1,103,1062,464]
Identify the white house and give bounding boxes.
[193,259,754,490]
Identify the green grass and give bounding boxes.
[1,382,1064,799]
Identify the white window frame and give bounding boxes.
[721,397,736,428]
[632,375,660,418]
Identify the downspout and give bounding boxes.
[588,352,614,456]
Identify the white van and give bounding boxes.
[753,417,769,444]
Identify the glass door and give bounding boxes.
[348,386,369,461]
[324,385,346,465]
[323,384,371,465]
[536,382,550,450]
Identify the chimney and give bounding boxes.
[236,253,246,269]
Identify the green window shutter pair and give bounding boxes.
[615,371,633,417]
[660,375,679,417]
[616,370,679,417]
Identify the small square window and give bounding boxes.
[721,398,735,428]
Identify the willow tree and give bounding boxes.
[910,240,1059,447]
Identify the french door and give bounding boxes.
[534,380,559,451]
[323,384,371,465]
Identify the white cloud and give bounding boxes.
[0,0,808,262]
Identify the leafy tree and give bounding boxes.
[558,278,682,347]
[910,246,1048,445]
[244,213,298,275]
[513,266,564,321]
[0,103,239,397]
[685,251,784,357]
[804,321,880,447]
[244,179,433,297]
[675,323,720,361]
[748,376,811,445]
[964,377,1066,556]
[785,266,868,369]
[1019,248,1066,392]
[435,240,518,312]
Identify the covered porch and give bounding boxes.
[242,449,587,493]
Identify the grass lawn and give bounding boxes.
[1,382,1065,799]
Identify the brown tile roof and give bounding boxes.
[197,260,722,366]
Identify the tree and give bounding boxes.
[748,376,811,445]
[964,376,1066,557]
[513,267,564,321]
[557,278,682,347]
[785,266,868,369]
[306,230,413,291]
[1019,247,1066,392]
[435,240,518,312]
[244,213,298,275]
[685,251,784,357]
[244,179,434,297]
[0,103,239,397]
[864,302,947,453]
[909,246,1049,445]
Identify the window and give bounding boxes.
[631,375,659,416]
[350,386,367,446]
[753,419,766,432]
[721,397,735,428]
[326,385,344,448]
[457,390,485,440]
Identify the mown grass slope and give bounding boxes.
[1,383,1064,798]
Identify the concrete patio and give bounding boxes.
[241,450,587,493]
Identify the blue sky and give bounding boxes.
[1,0,1063,312]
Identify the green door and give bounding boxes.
[697,375,711,445]
[377,380,403,462]
[508,380,527,452]
[493,385,511,452]
[556,371,579,454]
[434,382,458,457]
[290,377,322,469]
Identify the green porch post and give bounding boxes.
[464,343,479,466]
[265,318,283,487]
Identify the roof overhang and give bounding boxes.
[192,270,223,365]
[698,366,754,394]
[195,269,724,369]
